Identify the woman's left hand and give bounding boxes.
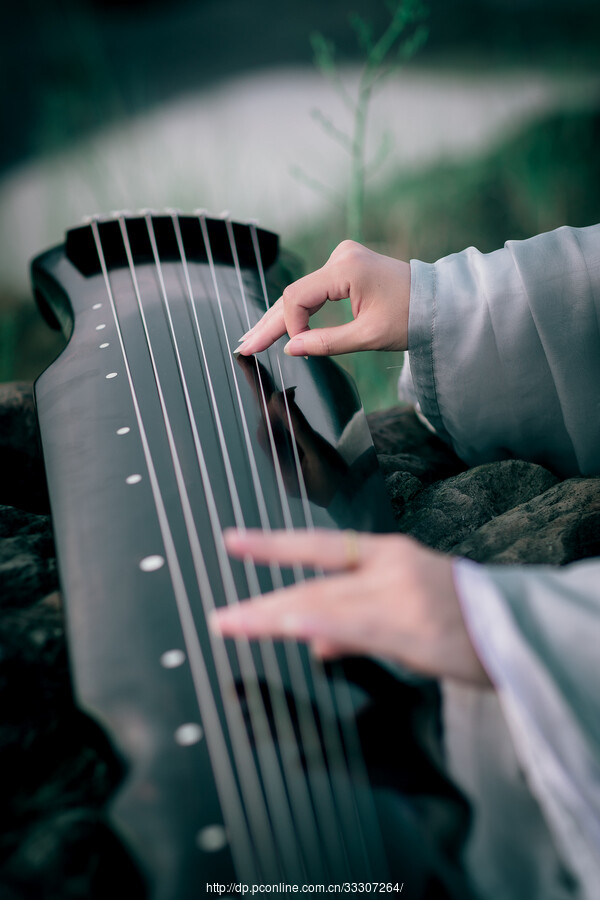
[211,528,491,687]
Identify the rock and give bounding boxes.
[0,505,57,608]
[0,382,50,513]
[394,459,559,552]
[384,471,423,518]
[453,478,600,565]
[368,407,466,485]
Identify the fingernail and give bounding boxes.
[233,339,251,356]
[209,606,239,632]
[223,528,242,548]
[284,337,305,356]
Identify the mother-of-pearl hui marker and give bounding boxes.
[139,554,165,572]
[116,426,130,435]
[160,649,186,669]
[92,302,102,309]
[95,323,106,330]
[126,474,142,485]
[174,722,204,746]
[106,372,118,380]
[196,825,228,853]
[99,342,110,349]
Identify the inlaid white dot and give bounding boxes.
[126,474,142,485]
[95,323,106,331]
[139,555,164,572]
[196,825,227,853]
[99,342,110,349]
[175,723,204,746]
[116,427,130,435]
[92,303,102,310]
[160,649,186,669]
[106,372,118,379]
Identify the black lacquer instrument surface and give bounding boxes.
[31,213,474,899]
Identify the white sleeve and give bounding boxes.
[452,557,600,896]
[401,225,600,894]
[403,224,600,477]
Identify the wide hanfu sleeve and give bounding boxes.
[452,557,600,895]
[402,224,600,897]
[402,224,600,478]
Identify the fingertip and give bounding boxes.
[223,527,264,555]
[208,607,226,634]
[223,527,243,550]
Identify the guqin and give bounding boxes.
[31,212,473,898]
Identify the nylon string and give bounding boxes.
[249,222,389,879]
[170,213,336,880]
[195,213,349,877]
[115,215,292,882]
[275,357,387,880]
[226,217,374,876]
[146,212,323,882]
[89,219,258,883]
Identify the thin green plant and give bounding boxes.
[294,0,428,244]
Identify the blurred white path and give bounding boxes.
[1,65,599,294]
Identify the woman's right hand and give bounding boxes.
[235,240,411,358]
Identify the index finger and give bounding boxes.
[281,265,350,338]
[235,296,287,355]
[224,528,371,571]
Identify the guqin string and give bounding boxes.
[122,213,318,883]
[246,220,389,880]
[89,218,262,883]
[88,211,390,885]
[155,211,335,881]
[148,212,323,879]
[169,213,344,878]
[127,209,341,882]
[92,215,305,883]
[194,212,350,877]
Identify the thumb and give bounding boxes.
[284,321,367,357]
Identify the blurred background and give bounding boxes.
[1,0,599,410]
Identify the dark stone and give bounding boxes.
[454,477,600,565]
[368,407,467,485]
[384,470,422,518]
[369,406,600,568]
[0,505,57,608]
[393,459,560,553]
[0,382,50,514]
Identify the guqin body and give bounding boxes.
[31,213,474,898]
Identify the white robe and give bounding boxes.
[401,224,600,899]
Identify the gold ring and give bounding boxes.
[343,529,361,570]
